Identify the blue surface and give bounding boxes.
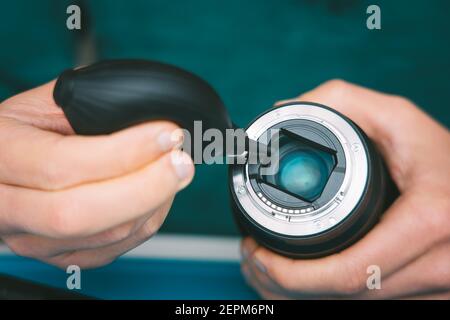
[0,255,259,299]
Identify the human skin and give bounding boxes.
[0,81,194,269]
[241,80,450,299]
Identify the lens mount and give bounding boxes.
[229,102,393,258]
[232,102,369,236]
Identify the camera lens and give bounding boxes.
[278,150,329,200]
[229,102,397,258]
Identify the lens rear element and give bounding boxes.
[278,149,332,202]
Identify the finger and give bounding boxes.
[1,200,173,258]
[0,81,72,134]
[241,195,450,296]
[0,115,183,190]
[241,237,280,299]
[276,79,443,142]
[240,237,260,258]
[355,242,450,299]
[243,246,353,299]
[241,240,282,294]
[275,80,450,190]
[2,217,144,258]
[241,260,287,300]
[2,150,194,238]
[241,238,287,294]
[276,80,402,140]
[1,80,184,190]
[41,201,172,269]
[242,238,320,299]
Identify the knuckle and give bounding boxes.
[388,95,415,109]
[40,161,68,190]
[325,78,349,87]
[141,219,161,239]
[436,214,450,240]
[265,260,297,291]
[137,207,171,241]
[40,140,72,190]
[441,198,450,228]
[46,195,84,238]
[422,197,450,240]
[5,238,33,258]
[387,95,422,119]
[273,273,296,292]
[337,274,366,295]
[334,258,367,295]
[79,256,115,269]
[4,237,48,259]
[432,258,450,289]
[322,79,351,97]
[104,223,135,243]
[51,254,116,270]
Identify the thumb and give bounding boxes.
[0,80,73,134]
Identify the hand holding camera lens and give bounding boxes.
[241,80,450,299]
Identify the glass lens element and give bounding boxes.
[277,150,331,201]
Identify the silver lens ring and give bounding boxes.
[231,103,368,237]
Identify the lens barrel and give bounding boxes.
[229,102,397,259]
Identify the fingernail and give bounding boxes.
[253,256,267,273]
[171,150,194,183]
[158,129,183,152]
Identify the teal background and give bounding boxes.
[1,0,449,236]
[0,255,258,299]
